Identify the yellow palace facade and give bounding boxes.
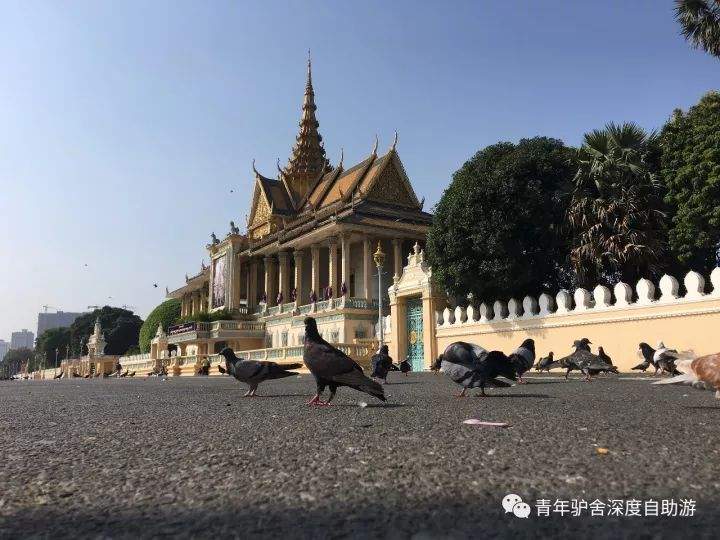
[160,57,432,369]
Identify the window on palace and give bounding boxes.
[281,332,288,346]
[330,330,339,343]
[355,327,367,339]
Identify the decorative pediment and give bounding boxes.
[248,182,273,239]
[363,152,420,209]
[389,243,436,300]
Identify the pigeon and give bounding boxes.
[218,347,301,397]
[302,316,385,405]
[153,283,158,288]
[437,341,518,397]
[128,371,135,377]
[556,338,615,381]
[635,342,683,375]
[218,364,227,375]
[399,359,411,375]
[598,347,613,366]
[653,353,720,400]
[509,339,535,383]
[370,345,398,383]
[589,346,619,376]
[430,355,442,373]
[534,352,555,372]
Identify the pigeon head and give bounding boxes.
[573,338,592,351]
[218,347,234,360]
[638,342,654,361]
[379,344,389,355]
[519,338,535,353]
[303,317,321,340]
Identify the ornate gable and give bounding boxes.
[247,182,273,239]
[363,152,420,209]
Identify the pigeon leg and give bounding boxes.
[325,387,337,405]
[456,388,467,398]
[247,384,259,397]
[565,369,571,380]
[517,376,525,384]
[307,394,323,405]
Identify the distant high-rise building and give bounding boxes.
[10,330,34,350]
[36,311,85,338]
[0,339,9,360]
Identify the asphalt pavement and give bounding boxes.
[0,372,718,539]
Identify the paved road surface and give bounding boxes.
[0,373,718,539]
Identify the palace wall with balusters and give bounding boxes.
[425,268,720,371]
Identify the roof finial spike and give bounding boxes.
[371,134,379,156]
[391,130,398,152]
[276,157,283,177]
[252,159,259,177]
[339,147,344,168]
[306,49,312,89]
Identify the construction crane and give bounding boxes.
[42,305,58,313]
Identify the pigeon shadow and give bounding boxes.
[385,381,422,386]
[250,393,310,398]
[515,380,567,385]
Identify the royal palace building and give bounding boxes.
[163,57,432,363]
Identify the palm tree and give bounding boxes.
[675,0,720,57]
[567,122,667,286]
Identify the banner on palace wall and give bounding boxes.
[212,254,227,309]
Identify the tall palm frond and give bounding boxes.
[675,0,720,57]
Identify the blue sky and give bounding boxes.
[0,0,718,342]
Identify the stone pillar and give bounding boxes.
[230,254,242,310]
[248,258,258,309]
[328,238,338,298]
[392,239,403,281]
[293,250,304,304]
[278,251,290,305]
[225,249,234,309]
[340,234,351,296]
[363,237,373,300]
[311,244,321,301]
[264,256,277,306]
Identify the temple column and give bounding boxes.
[264,256,277,306]
[311,244,321,301]
[392,239,403,281]
[230,254,241,310]
[225,250,234,309]
[278,251,290,305]
[363,237,373,300]
[293,249,304,304]
[340,234,351,296]
[248,258,258,309]
[181,295,187,317]
[328,238,338,299]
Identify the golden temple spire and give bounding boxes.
[281,51,331,204]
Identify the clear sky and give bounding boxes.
[0,0,718,341]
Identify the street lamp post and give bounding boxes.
[373,241,386,345]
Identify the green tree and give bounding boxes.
[568,122,667,286]
[426,137,574,302]
[675,0,720,57]
[138,299,181,353]
[70,306,143,356]
[661,91,720,272]
[1,347,34,376]
[36,327,71,366]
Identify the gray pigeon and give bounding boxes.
[509,339,535,383]
[534,352,555,372]
[635,342,682,375]
[218,347,302,397]
[303,317,385,405]
[557,338,615,381]
[437,341,519,397]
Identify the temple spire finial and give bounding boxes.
[390,130,398,152]
[371,134,379,156]
[280,52,331,203]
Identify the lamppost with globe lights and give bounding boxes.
[373,241,386,345]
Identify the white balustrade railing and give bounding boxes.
[435,267,720,328]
